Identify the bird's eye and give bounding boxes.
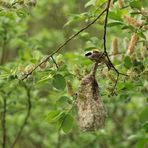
[85,52,92,56]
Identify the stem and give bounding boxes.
[11,87,32,148]
[103,0,127,95]
[51,56,59,69]
[57,130,61,148]
[2,96,7,148]
[0,27,7,65]
[103,0,111,53]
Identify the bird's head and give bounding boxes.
[85,49,100,59]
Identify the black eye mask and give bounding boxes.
[85,52,92,57]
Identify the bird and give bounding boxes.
[85,50,112,70]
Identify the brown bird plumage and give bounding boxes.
[85,50,112,70]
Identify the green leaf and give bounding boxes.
[37,75,52,84]
[56,96,69,105]
[0,66,11,73]
[64,13,86,27]
[107,21,124,27]
[84,46,96,51]
[85,0,96,8]
[141,121,148,132]
[61,114,74,133]
[122,25,135,31]
[141,0,148,7]
[108,11,122,21]
[130,0,142,10]
[52,74,66,90]
[128,134,143,140]
[125,82,134,90]
[139,107,148,123]
[113,0,118,3]
[124,56,133,69]
[90,37,99,45]
[117,82,125,90]
[56,113,66,129]
[137,32,146,39]
[119,94,130,102]
[136,139,148,148]
[0,74,10,79]
[46,110,61,123]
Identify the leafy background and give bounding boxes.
[0,0,148,148]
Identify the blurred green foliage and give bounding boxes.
[0,0,148,148]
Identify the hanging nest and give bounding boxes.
[76,63,107,131]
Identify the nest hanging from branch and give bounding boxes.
[77,62,107,131]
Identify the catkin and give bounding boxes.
[124,37,129,50]
[140,46,148,58]
[127,33,139,55]
[118,0,124,8]
[142,25,148,30]
[25,64,34,74]
[67,80,74,96]
[109,0,113,7]
[39,61,47,69]
[123,15,143,28]
[111,38,119,61]
[18,64,25,73]
[112,38,119,55]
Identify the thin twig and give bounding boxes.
[103,0,115,70]
[103,0,127,95]
[21,8,107,80]
[57,130,61,148]
[121,5,129,9]
[108,52,125,56]
[1,91,12,148]
[51,56,59,69]
[11,86,32,148]
[103,0,111,52]
[112,72,119,95]
[103,0,119,74]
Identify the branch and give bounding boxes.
[103,0,111,54]
[103,0,128,95]
[21,8,107,80]
[1,91,12,148]
[103,0,117,73]
[11,86,32,148]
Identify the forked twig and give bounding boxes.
[21,8,107,80]
[51,56,59,69]
[103,0,128,95]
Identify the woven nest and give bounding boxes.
[77,74,107,131]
